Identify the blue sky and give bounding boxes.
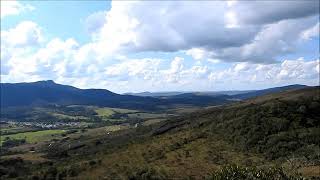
[1,0,319,93]
[1,1,111,44]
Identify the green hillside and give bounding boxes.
[1,87,319,179]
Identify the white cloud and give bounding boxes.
[277,58,319,80]
[168,57,184,74]
[209,58,319,87]
[185,65,209,78]
[86,1,319,63]
[1,1,319,92]
[300,22,319,40]
[84,11,107,34]
[1,0,35,18]
[225,10,239,28]
[105,58,161,80]
[91,1,259,55]
[1,21,43,47]
[105,56,209,86]
[208,17,317,63]
[186,48,207,60]
[234,62,251,72]
[1,21,44,76]
[207,59,221,64]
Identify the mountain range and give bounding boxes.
[0,80,308,110]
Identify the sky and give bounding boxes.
[1,0,319,93]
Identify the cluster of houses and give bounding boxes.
[2,121,81,129]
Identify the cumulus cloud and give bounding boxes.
[300,22,320,40]
[1,0,35,18]
[1,21,44,75]
[93,1,259,54]
[84,11,107,34]
[186,48,207,60]
[3,38,79,80]
[229,1,319,25]
[209,58,319,87]
[102,57,319,91]
[1,21,43,47]
[1,1,319,92]
[210,17,317,63]
[161,57,185,83]
[84,1,319,64]
[105,58,161,80]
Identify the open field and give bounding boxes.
[0,129,66,145]
[50,113,89,121]
[142,118,165,126]
[0,125,37,135]
[95,107,139,116]
[74,124,130,137]
[127,112,167,119]
[110,108,139,113]
[94,108,115,117]
[93,106,170,123]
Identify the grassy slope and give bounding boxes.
[94,108,115,117]
[78,130,269,179]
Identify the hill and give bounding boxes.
[232,84,308,100]
[1,86,318,179]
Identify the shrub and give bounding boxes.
[2,138,26,147]
[206,165,303,180]
[128,166,168,180]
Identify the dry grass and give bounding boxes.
[1,152,48,163]
[299,166,320,177]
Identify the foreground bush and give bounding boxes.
[207,165,304,180]
[128,166,168,180]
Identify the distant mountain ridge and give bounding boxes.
[1,80,157,109]
[0,81,308,109]
[124,91,185,97]
[0,81,229,109]
[124,85,308,97]
[124,90,256,97]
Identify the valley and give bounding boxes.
[1,1,319,179]
[0,82,319,179]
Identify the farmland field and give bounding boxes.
[0,129,66,145]
[94,108,115,117]
[50,113,89,121]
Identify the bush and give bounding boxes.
[206,165,303,180]
[128,166,168,180]
[2,138,26,147]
